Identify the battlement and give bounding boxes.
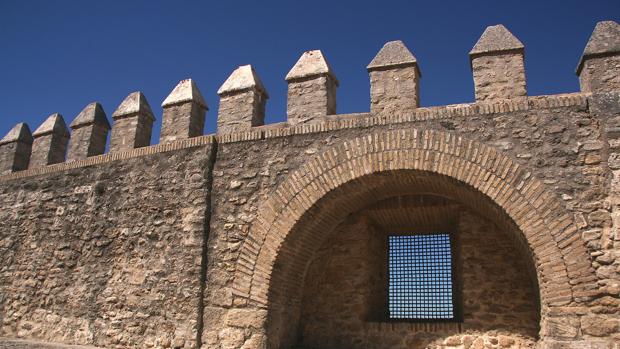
[1,20,619,349]
[1,21,618,179]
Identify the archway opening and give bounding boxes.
[266,170,541,349]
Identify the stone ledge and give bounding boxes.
[363,321,462,333]
[0,339,103,349]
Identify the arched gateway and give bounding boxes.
[232,129,594,348]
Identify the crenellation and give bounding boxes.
[160,79,207,143]
[109,91,155,152]
[217,65,269,133]
[577,20,620,93]
[286,50,338,125]
[0,20,618,349]
[0,122,33,174]
[469,24,527,101]
[29,113,70,168]
[67,102,110,161]
[367,40,420,115]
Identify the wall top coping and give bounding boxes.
[0,92,589,183]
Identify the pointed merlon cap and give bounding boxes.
[285,50,339,85]
[70,102,111,129]
[33,113,69,138]
[469,24,524,58]
[112,92,155,121]
[367,40,419,73]
[217,65,269,98]
[577,20,620,74]
[0,123,33,145]
[162,79,208,109]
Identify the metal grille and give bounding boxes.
[388,234,454,320]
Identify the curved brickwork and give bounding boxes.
[0,20,617,349]
[232,128,595,346]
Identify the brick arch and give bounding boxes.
[231,129,594,341]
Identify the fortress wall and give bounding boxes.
[0,89,616,349]
[0,21,618,349]
[0,144,216,349]
[203,94,618,348]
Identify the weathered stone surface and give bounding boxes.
[297,208,537,349]
[0,123,33,173]
[367,40,417,70]
[162,79,208,109]
[67,103,110,161]
[29,113,70,168]
[161,79,207,143]
[368,40,420,115]
[285,50,336,81]
[0,21,619,349]
[581,315,619,337]
[286,50,338,124]
[0,338,103,349]
[470,25,527,101]
[0,144,216,348]
[0,123,34,145]
[217,65,268,133]
[218,65,267,96]
[578,21,620,69]
[470,24,524,56]
[577,21,620,93]
[110,92,155,152]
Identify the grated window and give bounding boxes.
[388,234,455,320]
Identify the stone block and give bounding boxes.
[469,24,527,101]
[367,40,420,115]
[160,79,207,143]
[217,65,268,133]
[577,21,620,93]
[29,113,70,168]
[67,102,110,161]
[0,122,33,173]
[110,92,155,152]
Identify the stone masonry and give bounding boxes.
[0,22,619,349]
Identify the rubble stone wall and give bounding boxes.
[1,93,618,349]
[298,209,538,349]
[1,19,619,348]
[0,144,216,349]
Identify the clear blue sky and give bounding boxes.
[1,0,618,141]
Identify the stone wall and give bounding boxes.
[0,20,618,349]
[471,53,527,101]
[298,207,538,349]
[0,144,216,348]
[579,56,620,94]
[286,75,337,124]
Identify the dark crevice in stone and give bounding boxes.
[196,140,218,348]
